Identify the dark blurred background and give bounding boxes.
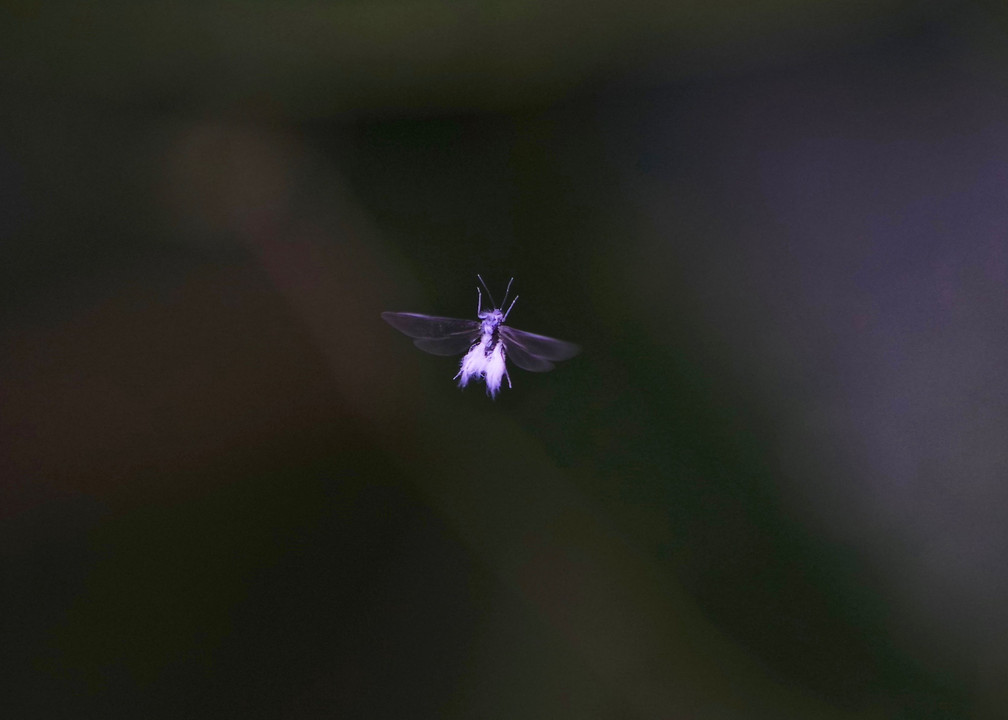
[3,2,1008,718]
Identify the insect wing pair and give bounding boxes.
[381,277,579,396]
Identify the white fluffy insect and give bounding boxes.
[382,276,580,397]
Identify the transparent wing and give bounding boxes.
[381,312,479,338]
[412,335,478,356]
[500,326,580,366]
[503,341,556,372]
[382,312,480,356]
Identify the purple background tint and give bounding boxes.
[615,49,1008,673]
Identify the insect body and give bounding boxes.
[382,276,580,397]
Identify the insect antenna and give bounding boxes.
[501,277,518,320]
[477,274,497,309]
[500,277,514,306]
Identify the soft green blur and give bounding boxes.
[3,2,1005,719]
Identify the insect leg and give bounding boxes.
[503,295,519,321]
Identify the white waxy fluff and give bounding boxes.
[483,343,509,398]
[456,338,489,388]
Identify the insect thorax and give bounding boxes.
[479,310,503,334]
